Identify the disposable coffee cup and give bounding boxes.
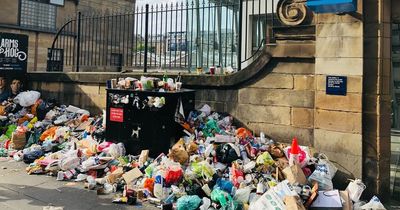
[175,82,182,91]
[111,79,117,89]
[209,66,215,75]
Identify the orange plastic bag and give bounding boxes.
[40,126,58,141]
[144,178,155,194]
[236,127,252,139]
[31,99,43,116]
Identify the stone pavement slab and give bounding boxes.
[0,158,158,210]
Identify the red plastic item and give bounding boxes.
[231,165,244,187]
[287,137,307,163]
[4,140,10,149]
[290,137,299,155]
[165,166,183,185]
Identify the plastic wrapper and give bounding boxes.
[216,143,240,164]
[216,179,234,194]
[211,188,233,208]
[59,150,80,171]
[176,195,202,210]
[23,150,44,164]
[256,152,275,166]
[191,161,215,180]
[234,187,251,203]
[308,164,334,191]
[346,179,366,202]
[5,124,17,138]
[40,126,58,141]
[317,153,337,179]
[13,91,41,107]
[284,145,311,168]
[165,165,183,186]
[143,178,155,194]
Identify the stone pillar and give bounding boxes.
[314,1,364,181]
[362,0,391,200]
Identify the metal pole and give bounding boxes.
[237,0,242,71]
[217,2,222,67]
[144,4,149,72]
[76,12,81,72]
[195,0,202,68]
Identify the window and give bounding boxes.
[20,0,57,31]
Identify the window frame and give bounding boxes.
[19,0,58,32]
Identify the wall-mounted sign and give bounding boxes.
[110,108,124,122]
[326,76,347,96]
[307,0,357,14]
[0,33,28,72]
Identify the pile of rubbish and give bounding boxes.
[0,91,387,210]
[107,74,183,91]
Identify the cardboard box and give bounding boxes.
[122,167,143,184]
[340,190,353,210]
[282,163,307,185]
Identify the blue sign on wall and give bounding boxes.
[326,76,347,96]
[307,0,357,14]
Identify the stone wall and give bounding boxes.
[193,59,316,147]
[26,0,393,199]
[0,0,19,25]
[78,0,135,13]
[362,0,391,199]
[312,1,364,180]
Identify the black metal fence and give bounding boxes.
[48,0,280,72]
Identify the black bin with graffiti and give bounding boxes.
[105,88,195,157]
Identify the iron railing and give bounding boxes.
[48,0,280,72]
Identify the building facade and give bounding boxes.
[0,0,135,72]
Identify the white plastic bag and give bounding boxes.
[308,164,334,191]
[107,143,125,158]
[234,187,251,203]
[317,153,337,179]
[346,179,366,202]
[59,150,80,171]
[360,196,386,210]
[13,91,41,107]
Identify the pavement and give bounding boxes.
[0,158,158,210]
[2,157,400,210]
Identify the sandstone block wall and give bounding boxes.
[26,0,394,199]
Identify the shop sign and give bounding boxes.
[307,0,357,13]
[0,32,28,72]
[326,76,347,96]
[110,108,124,122]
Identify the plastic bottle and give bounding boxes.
[239,145,250,164]
[87,176,97,190]
[289,137,300,166]
[154,175,164,199]
[259,132,266,144]
[256,181,265,195]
